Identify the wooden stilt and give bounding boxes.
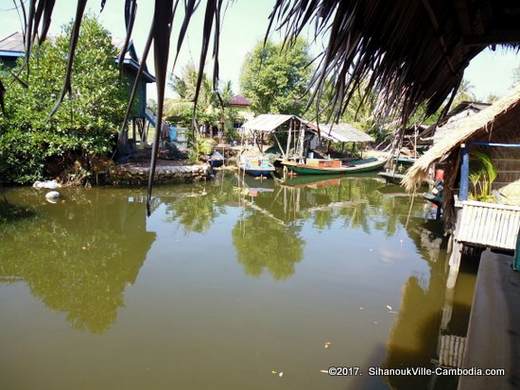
[447,240,462,289]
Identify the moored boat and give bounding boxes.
[209,151,224,168]
[283,157,387,175]
[239,157,275,177]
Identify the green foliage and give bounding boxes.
[0,16,127,184]
[188,135,216,163]
[453,79,476,106]
[240,39,312,115]
[167,65,241,140]
[469,152,497,202]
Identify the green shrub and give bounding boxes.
[188,136,215,163]
[0,16,127,184]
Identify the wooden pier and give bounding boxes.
[458,250,520,390]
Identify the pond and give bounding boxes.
[0,173,476,389]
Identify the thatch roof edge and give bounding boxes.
[402,86,520,191]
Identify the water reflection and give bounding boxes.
[0,189,155,333]
[0,174,476,390]
[232,212,304,279]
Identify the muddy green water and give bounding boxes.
[0,173,476,390]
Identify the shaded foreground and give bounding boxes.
[0,174,476,389]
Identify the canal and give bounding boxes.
[0,173,476,389]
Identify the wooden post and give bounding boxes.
[286,119,292,158]
[459,143,470,201]
[447,241,462,289]
[514,227,520,272]
[297,122,304,160]
[274,133,286,159]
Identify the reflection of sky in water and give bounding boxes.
[0,175,474,390]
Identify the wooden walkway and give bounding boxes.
[459,250,520,390]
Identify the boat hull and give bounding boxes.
[284,158,386,175]
[243,168,274,177]
[209,159,224,168]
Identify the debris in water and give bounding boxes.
[386,305,393,311]
[33,180,60,190]
[320,370,328,374]
[45,191,60,203]
[271,370,277,375]
[324,341,331,349]
[359,306,365,310]
[278,372,284,377]
[369,248,374,252]
[372,320,379,325]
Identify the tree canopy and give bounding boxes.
[240,39,312,116]
[166,64,242,142]
[0,16,127,184]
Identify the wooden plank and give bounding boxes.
[459,250,520,390]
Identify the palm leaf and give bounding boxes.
[49,0,88,117]
[0,79,5,114]
[146,0,175,215]
[117,0,137,76]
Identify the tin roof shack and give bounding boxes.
[227,95,254,128]
[241,114,317,160]
[404,87,520,228]
[306,123,374,158]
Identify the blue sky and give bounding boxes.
[0,0,518,101]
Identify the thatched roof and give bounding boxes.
[271,1,520,120]
[403,86,520,191]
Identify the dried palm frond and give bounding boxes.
[266,0,489,124]
[49,0,88,117]
[117,0,137,76]
[0,79,5,114]
[147,0,175,215]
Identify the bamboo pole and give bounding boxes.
[286,119,293,158]
[274,133,286,159]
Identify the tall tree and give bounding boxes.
[453,78,476,105]
[240,39,312,115]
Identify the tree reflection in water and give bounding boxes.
[232,212,304,280]
[0,189,155,333]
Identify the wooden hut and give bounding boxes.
[240,114,316,160]
[403,86,520,228]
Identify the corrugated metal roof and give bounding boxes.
[0,32,24,52]
[456,200,520,250]
[241,114,297,132]
[317,123,374,143]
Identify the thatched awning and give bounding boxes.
[403,86,520,191]
[271,1,520,120]
[316,123,374,143]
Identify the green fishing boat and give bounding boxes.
[283,157,387,175]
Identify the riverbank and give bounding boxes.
[107,160,211,185]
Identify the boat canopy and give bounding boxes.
[241,114,306,133]
[316,123,374,143]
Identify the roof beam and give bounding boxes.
[463,30,520,46]
[454,0,473,37]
